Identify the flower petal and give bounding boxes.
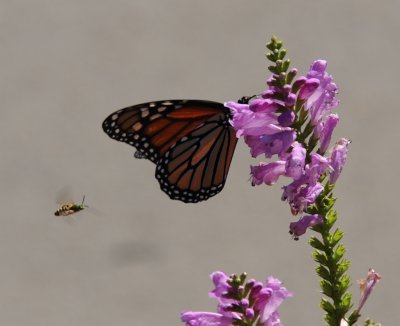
[282,179,324,215]
[298,78,320,101]
[256,276,293,324]
[225,101,278,137]
[285,142,306,180]
[181,311,232,326]
[304,60,339,125]
[251,161,286,186]
[329,138,350,184]
[318,114,339,153]
[289,214,323,239]
[356,269,381,313]
[209,271,230,302]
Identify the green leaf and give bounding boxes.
[337,259,351,278]
[325,209,338,229]
[309,236,325,250]
[320,279,333,297]
[363,319,382,326]
[313,251,328,265]
[311,222,324,233]
[266,37,276,51]
[339,292,353,313]
[278,72,287,84]
[266,43,274,51]
[335,276,351,299]
[316,265,331,281]
[331,228,344,247]
[324,313,338,326]
[338,275,351,293]
[286,68,297,84]
[320,298,335,314]
[323,197,336,212]
[347,310,361,325]
[265,52,276,61]
[282,59,290,72]
[278,49,287,60]
[333,244,346,263]
[239,272,247,284]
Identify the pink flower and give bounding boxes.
[298,78,320,101]
[209,271,231,303]
[304,60,339,126]
[244,128,296,158]
[317,114,339,153]
[225,100,279,138]
[356,269,381,313]
[251,161,286,186]
[329,138,350,184]
[285,142,306,180]
[306,153,330,184]
[254,277,293,325]
[181,311,232,326]
[282,177,324,215]
[289,214,324,239]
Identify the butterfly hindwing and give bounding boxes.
[155,114,238,203]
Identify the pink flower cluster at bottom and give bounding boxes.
[181,271,292,326]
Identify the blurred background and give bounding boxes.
[1,1,398,325]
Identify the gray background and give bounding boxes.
[1,1,398,325]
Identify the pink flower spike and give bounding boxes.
[356,269,381,314]
[289,214,323,240]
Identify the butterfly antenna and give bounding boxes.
[237,95,258,104]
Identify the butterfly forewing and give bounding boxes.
[102,100,225,163]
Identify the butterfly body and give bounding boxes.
[102,100,237,203]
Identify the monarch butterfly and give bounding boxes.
[102,99,239,203]
[54,195,88,216]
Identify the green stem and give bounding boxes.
[307,184,355,326]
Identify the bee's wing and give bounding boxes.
[56,186,74,205]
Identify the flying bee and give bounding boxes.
[54,195,88,216]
